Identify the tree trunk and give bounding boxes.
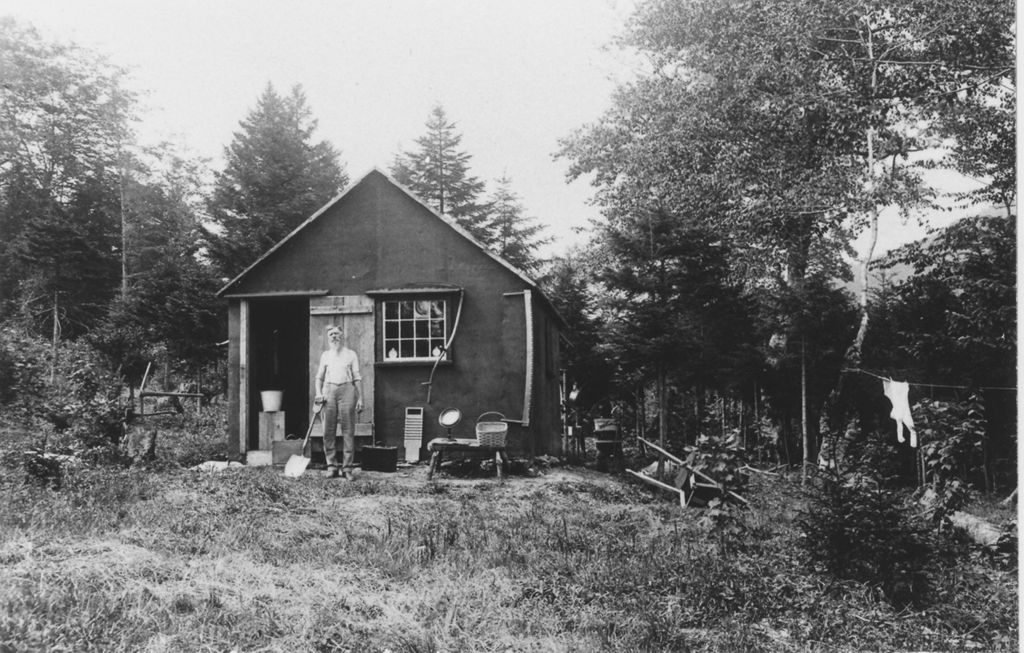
[721,395,727,438]
[49,291,59,385]
[120,162,129,300]
[818,25,881,449]
[695,384,705,439]
[781,416,793,467]
[738,394,746,450]
[656,369,667,477]
[753,384,761,464]
[636,385,646,456]
[801,339,810,486]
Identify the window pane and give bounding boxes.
[379,296,450,361]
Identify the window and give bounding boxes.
[382,298,448,361]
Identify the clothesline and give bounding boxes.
[842,368,1017,392]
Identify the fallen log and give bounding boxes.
[949,511,1003,547]
[741,464,780,476]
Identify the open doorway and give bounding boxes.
[248,298,310,449]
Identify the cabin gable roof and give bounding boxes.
[217,168,541,298]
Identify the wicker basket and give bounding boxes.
[475,411,508,448]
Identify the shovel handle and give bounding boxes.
[301,400,327,451]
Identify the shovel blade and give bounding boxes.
[283,454,311,478]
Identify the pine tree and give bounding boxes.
[487,175,550,274]
[542,250,613,404]
[14,176,122,338]
[204,84,347,277]
[391,106,491,243]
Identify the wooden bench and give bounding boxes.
[426,438,508,481]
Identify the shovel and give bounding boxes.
[283,399,325,478]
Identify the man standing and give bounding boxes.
[314,325,364,478]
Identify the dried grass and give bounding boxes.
[0,422,1017,652]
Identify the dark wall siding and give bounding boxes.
[224,171,563,457]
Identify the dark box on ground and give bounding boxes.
[272,440,304,465]
[360,446,398,472]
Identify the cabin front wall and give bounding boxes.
[224,172,563,460]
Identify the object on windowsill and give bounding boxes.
[387,348,398,359]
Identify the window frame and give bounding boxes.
[378,295,453,364]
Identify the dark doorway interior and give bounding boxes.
[249,298,310,449]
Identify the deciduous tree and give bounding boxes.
[561,0,1015,451]
[0,18,136,335]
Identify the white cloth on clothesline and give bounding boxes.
[882,379,917,447]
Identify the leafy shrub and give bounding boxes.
[0,326,126,458]
[47,339,125,453]
[20,450,69,488]
[831,418,905,485]
[698,497,748,555]
[0,326,51,424]
[914,395,986,520]
[690,432,748,497]
[798,469,933,608]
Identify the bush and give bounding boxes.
[0,326,51,425]
[690,432,749,497]
[915,395,986,520]
[798,469,933,608]
[0,326,126,456]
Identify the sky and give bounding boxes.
[1,0,996,261]
[1,0,642,256]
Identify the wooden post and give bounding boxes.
[239,300,250,455]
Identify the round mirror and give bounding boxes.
[438,408,462,428]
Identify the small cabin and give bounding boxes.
[217,169,565,462]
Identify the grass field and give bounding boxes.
[0,418,1017,653]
